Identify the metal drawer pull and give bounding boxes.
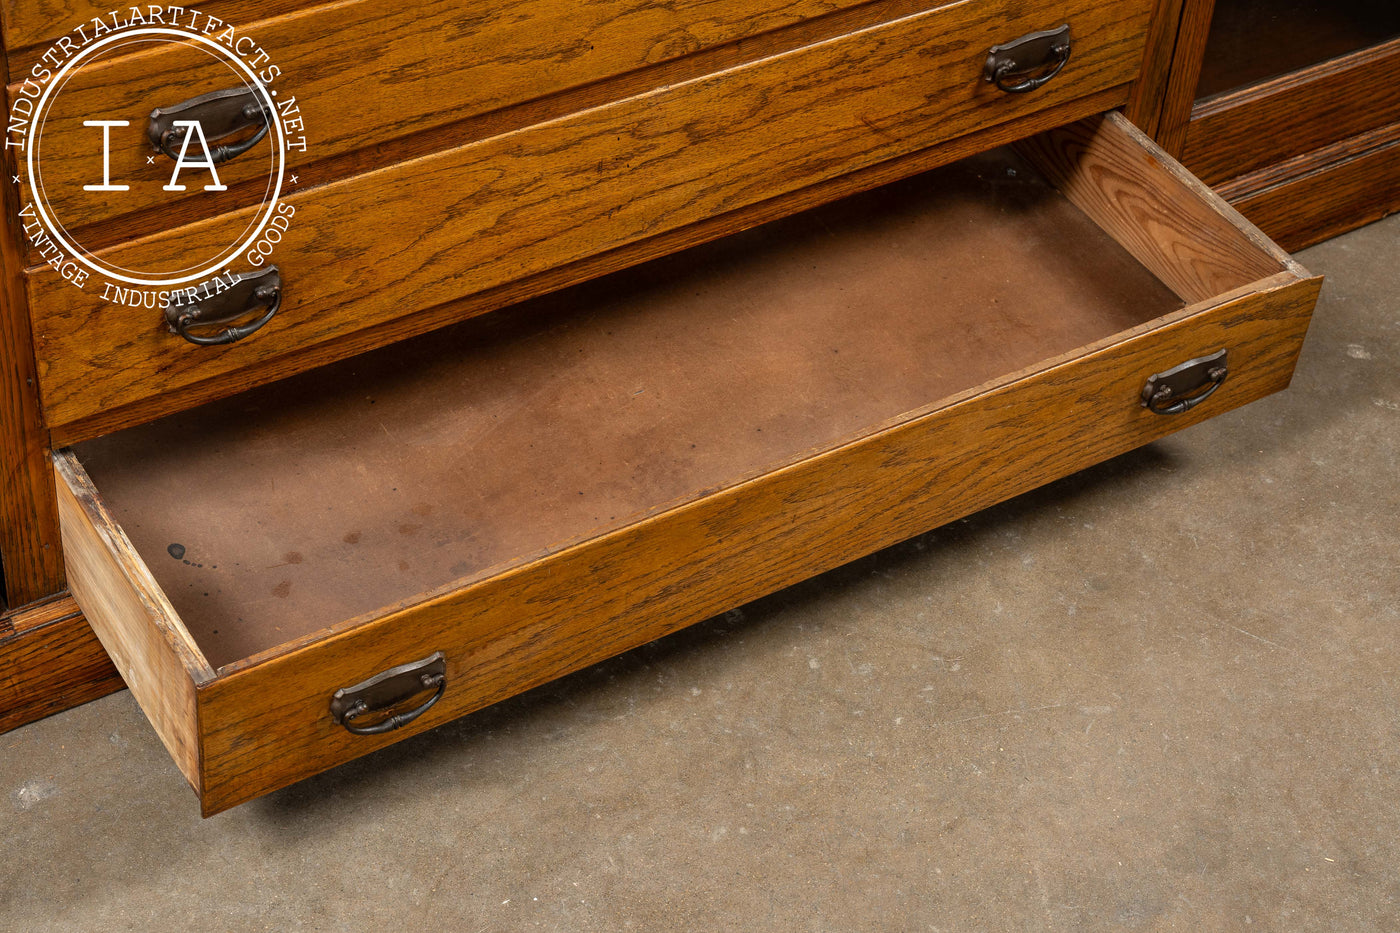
[984,25,1072,93]
[1141,349,1229,415]
[147,86,270,164]
[164,266,281,346]
[330,652,448,736]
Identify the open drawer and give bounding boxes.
[56,114,1321,815]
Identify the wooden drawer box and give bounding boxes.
[56,114,1320,815]
[29,0,1153,436]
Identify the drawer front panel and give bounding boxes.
[3,1,302,53]
[30,0,1154,431]
[16,0,888,238]
[193,274,1318,814]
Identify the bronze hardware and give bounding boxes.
[163,266,281,346]
[147,86,270,164]
[330,652,448,736]
[1142,349,1229,415]
[984,25,1072,93]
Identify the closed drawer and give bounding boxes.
[57,115,1321,815]
[30,0,1154,435]
[16,0,923,238]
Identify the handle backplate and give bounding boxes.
[147,85,270,164]
[984,25,1073,93]
[164,266,281,346]
[330,652,448,736]
[1141,349,1230,415]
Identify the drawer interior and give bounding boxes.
[69,117,1288,673]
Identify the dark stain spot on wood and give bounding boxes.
[398,523,421,536]
[167,543,186,560]
[343,531,362,544]
[283,551,304,564]
[272,580,292,599]
[412,503,434,517]
[397,560,411,572]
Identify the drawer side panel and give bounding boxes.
[54,453,209,794]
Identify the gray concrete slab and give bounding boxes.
[3,213,1397,932]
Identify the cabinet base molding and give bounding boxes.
[1219,122,1400,253]
[0,595,124,733]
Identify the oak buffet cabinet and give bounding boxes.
[0,0,1326,813]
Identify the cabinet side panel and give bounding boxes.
[0,43,64,605]
[0,596,123,732]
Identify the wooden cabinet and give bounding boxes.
[1140,0,1400,250]
[0,0,1323,812]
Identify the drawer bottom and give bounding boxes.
[58,114,1321,814]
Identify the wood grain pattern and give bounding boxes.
[30,0,1154,433]
[18,0,968,260]
[0,594,123,733]
[1016,112,1287,303]
[1151,0,1214,157]
[17,0,893,238]
[47,86,1130,446]
[4,0,310,65]
[1182,37,1400,186]
[1221,121,1400,252]
[192,273,1317,815]
[53,452,212,791]
[0,43,65,605]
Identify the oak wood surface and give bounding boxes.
[1183,37,1400,187]
[47,87,1130,446]
[16,0,902,240]
[0,594,123,733]
[16,0,964,260]
[1141,0,1399,246]
[0,43,65,605]
[29,0,1154,433]
[1017,113,1287,304]
[1221,121,1400,252]
[4,0,312,67]
[54,452,213,793]
[1123,0,1187,137]
[1152,0,1215,157]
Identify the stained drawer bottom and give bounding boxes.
[58,114,1321,814]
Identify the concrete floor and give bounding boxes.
[3,214,1398,932]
